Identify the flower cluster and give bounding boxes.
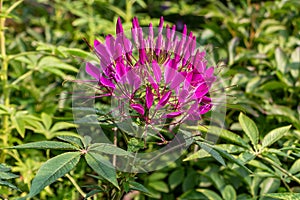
[85,16,216,127]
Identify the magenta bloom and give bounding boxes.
[85,16,216,125]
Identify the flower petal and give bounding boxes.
[146,86,154,109]
[86,62,101,81]
[199,104,212,114]
[152,60,162,83]
[116,17,124,34]
[195,82,209,98]
[100,76,115,89]
[179,89,189,103]
[130,104,145,115]
[163,111,182,118]
[170,72,185,90]
[156,91,172,110]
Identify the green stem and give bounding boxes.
[11,70,33,85]
[66,173,88,199]
[258,155,300,185]
[0,0,9,147]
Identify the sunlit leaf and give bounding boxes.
[261,125,291,150]
[238,113,259,151]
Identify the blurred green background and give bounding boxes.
[0,0,299,199]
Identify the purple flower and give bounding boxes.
[85,16,216,125]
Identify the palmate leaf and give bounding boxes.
[56,135,84,149]
[260,125,291,150]
[9,141,79,150]
[238,113,259,151]
[27,152,81,198]
[89,143,133,157]
[85,152,119,189]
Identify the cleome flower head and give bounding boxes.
[85,17,217,142]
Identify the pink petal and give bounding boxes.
[163,111,182,118]
[179,89,189,103]
[202,96,211,104]
[195,83,209,98]
[152,60,162,83]
[155,34,163,56]
[116,62,127,81]
[105,34,115,56]
[156,91,172,110]
[85,62,101,81]
[130,104,145,115]
[146,86,154,109]
[148,23,154,49]
[139,48,147,64]
[164,59,177,84]
[170,72,184,90]
[158,16,164,31]
[100,76,115,89]
[116,17,124,34]
[132,17,140,28]
[148,75,158,90]
[205,67,214,78]
[199,104,212,114]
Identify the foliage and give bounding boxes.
[0,0,299,199]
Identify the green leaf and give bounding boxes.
[89,143,133,157]
[0,179,20,191]
[207,126,250,148]
[63,48,93,59]
[259,178,280,195]
[238,113,259,151]
[197,142,226,166]
[85,152,119,189]
[148,181,169,193]
[179,190,207,200]
[50,122,77,132]
[11,115,25,138]
[148,172,168,181]
[264,193,300,200]
[41,113,52,130]
[261,125,291,150]
[0,171,19,179]
[248,160,273,173]
[221,185,236,200]
[275,47,288,74]
[28,152,81,198]
[289,159,300,174]
[9,141,79,150]
[0,164,11,172]
[196,188,223,200]
[38,56,78,72]
[213,146,252,173]
[129,181,151,195]
[168,168,185,190]
[56,135,84,149]
[85,189,103,199]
